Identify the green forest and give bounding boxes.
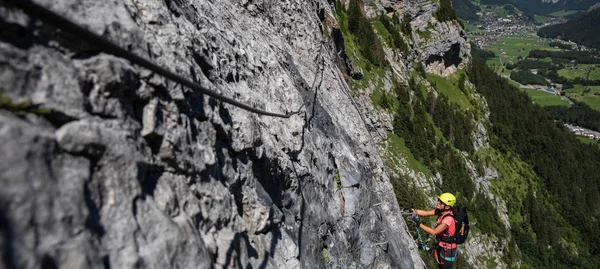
[537,8,600,49]
[469,57,600,268]
[435,0,460,22]
[545,102,600,132]
[391,57,600,268]
[450,0,480,21]
[345,0,386,67]
[528,50,600,65]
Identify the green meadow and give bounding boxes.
[521,88,570,107]
[577,136,600,146]
[426,73,474,110]
[564,85,600,94]
[570,95,600,112]
[564,85,600,112]
[481,35,555,75]
[478,35,600,110]
[506,78,521,88]
[533,14,549,24]
[558,65,600,80]
[548,10,579,18]
[463,23,484,34]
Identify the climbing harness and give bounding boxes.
[434,210,458,265]
[7,0,301,118]
[434,245,457,264]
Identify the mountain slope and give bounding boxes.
[537,7,600,48]
[0,0,468,267]
[2,0,600,268]
[469,57,600,267]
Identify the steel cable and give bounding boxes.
[7,0,301,118]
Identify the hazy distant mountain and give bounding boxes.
[513,0,599,15]
[472,0,599,17]
[538,7,600,48]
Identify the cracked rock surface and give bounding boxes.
[0,0,438,268]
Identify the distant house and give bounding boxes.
[568,124,600,139]
[500,52,508,57]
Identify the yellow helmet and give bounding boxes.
[438,193,456,207]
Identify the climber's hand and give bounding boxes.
[410,213,420,226]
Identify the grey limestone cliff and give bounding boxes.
[370,0,470,76]
[0,0,468,268]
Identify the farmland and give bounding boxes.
[557,64,600,80]
[480,35,555,75]
[521,88,570,107]
[563,85,600,111]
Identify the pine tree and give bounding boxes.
[347,0,361,35]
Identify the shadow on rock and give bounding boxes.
[0,200,16,269]
[223,232,258,269]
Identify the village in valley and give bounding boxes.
[467,6,565,48]
[565,124,600,140]
[462,5,600,143]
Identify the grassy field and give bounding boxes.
[558,65,600,80]
[486,58,510,75]
[533,14,549,24]
[482,35,552,72]
[570,95,600,112]
[548,10,579,18]
[521,88,571,107]
[564,85,600,111]
[577,136,600,146]
[507,78,521,88]
[480,36,600,110]
[564,85,600,94]
[426,73,474,110]
[463,23,484,34]
[558,68,586,80]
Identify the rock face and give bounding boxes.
[0,0,438,268]
[374,0,470,76]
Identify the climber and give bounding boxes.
[410,193,458,269]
